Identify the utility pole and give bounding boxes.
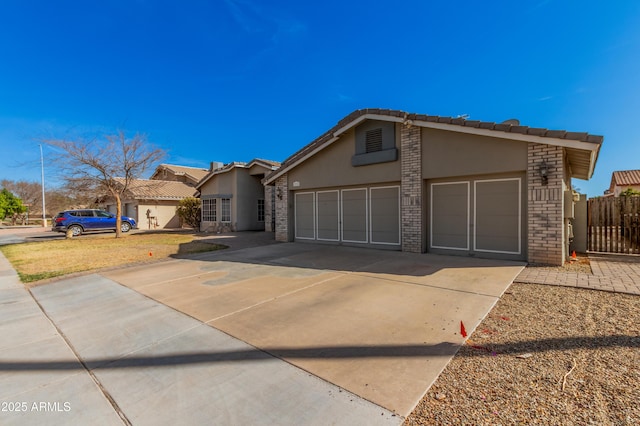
[40,144,47,227]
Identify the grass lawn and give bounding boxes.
[0,232,226,284]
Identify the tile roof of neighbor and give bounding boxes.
[264,108,604,184]
[612,170,640,186]
[119,178,198,200]
[154,164,210,182]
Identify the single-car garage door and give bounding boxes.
[429,176,524,260]
[295,186,400,248]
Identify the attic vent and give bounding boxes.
[365,128,383,153]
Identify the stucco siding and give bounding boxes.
[422,128,527,179]
[236,170,266,231]
[287,128,401,190]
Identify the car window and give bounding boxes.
[96,211,112,218]
[80,211,95,217]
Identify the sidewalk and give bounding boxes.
[515,254,640,295]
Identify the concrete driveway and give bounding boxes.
[2,238,524,424]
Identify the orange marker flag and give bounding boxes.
[460,321,467,338]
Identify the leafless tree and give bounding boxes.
[44,131,165,237]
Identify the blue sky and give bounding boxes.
[0,0,638,197]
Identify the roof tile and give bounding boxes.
[613,170,640,186]
[526,128,547,136]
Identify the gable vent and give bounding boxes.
[365,128,383,153]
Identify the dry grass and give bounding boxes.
[0,233,226,284]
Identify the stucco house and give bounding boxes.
[604,170,640,196]
[197,159,280,232]
[102,164,207,229]
[263,108,603,265]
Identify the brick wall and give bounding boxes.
[274,174,289,242]
[401,124,423,253]
[527,143,564,265]
[264,185,274,232]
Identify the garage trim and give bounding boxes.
[473,177,522,255]
[430,181,470,251]
[294,192,316,240]
[316,190,340,242]
[369,186,401,246]
[340,188,368,243]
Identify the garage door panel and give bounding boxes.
[370,187,400,245]
[430,182,469,250]
[474,179,521,254]
[317,191,339,241]
[295,192,315,240]
[341,189,368,243]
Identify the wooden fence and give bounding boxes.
[588,196,640,254]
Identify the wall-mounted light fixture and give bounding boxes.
[539,162,549,185]
[276,187,283,200]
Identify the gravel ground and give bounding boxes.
[527,253,592,274]
[405,283,640,425]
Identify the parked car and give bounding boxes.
[52,209,137,236]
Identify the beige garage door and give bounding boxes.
[430,177,523,260]
[294,186,400,248]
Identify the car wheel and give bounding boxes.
[69,225,83,237]
[121,222,131,233]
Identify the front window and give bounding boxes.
[221,198,231,222]
[257,199,265,222]
[202,199,216,222]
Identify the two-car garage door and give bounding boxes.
[294,186,400,247]
[429,177,524,260]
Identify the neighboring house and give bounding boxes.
[103,179,199,229]
[101,164,207,229]
[149,164,209,186]
[263,108,603,266]
[197,159,280,232]
[604,170,640,196]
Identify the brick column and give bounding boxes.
[274,174,289,242]
[527,143,564,265]
[264,185,274,232]
[401,124,423,253]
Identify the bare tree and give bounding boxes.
[44,131,165,237]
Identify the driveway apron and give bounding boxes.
[26,274,400,425]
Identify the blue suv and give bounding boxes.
[52,209,137,236]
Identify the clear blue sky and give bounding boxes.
[1,1,638,197]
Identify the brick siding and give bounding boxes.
[527,143,564,265]
[264,185,274,232]
[274,174,289,242]
[401,124,423,253]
